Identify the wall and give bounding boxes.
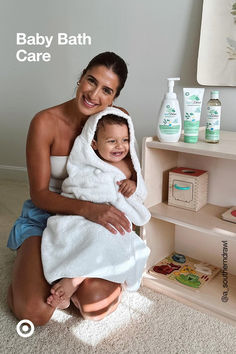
[0,0,235,175]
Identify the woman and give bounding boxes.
[7,52,131,325]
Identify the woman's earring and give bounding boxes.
[77,81,80,86]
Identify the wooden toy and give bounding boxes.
[221,206,236,224]
[168,167,208,211]
[149,252,220,289]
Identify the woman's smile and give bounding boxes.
[82,96,98,108]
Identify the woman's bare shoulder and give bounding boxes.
[30,100,71,130]
[32,102,64,122]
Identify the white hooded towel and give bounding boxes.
[41,107,150,291]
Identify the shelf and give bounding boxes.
[141,131,236,324]
[149,202,236,239]
[143,271,236,325]
[146,130,236,160]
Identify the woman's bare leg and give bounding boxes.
[71,278,122,321]
[7,237,122,323]
[7,236,55,326]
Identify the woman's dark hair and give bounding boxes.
[81,52,128,98]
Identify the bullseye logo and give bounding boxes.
[16,319,34,337]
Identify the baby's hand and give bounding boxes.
[117,179,136,198]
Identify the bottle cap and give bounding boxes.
[166,77,180,99]
[167,78,180,93]
[211,91,219,99]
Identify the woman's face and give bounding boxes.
[76,65,120,116]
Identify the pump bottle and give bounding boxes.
[157,78,182,143]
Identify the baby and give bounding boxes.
[47,114,141,308]
[92,114,137,198]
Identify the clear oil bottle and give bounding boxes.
[205,91,221,143]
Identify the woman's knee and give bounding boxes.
[18,301,53,326]
[80,295,121,321]
[72,278,122,320]
[8,285,54,326]
[8,236,55,326]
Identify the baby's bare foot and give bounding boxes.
[47,292,70,309]
[47,277,84,309]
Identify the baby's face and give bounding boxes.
[92,123,130,162]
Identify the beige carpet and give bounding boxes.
[1,179,236,354]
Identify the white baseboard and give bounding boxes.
[0,164,28,182]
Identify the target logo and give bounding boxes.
[16,319,34,337]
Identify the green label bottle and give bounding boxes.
[205,91,221,143]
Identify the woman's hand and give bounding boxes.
[117,179,137,198]
[85,203,131,235]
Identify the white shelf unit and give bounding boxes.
[141,130,236,325]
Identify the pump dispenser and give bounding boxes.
[157,78,182,142]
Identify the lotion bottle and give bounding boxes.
[157,78,181,142]
[205,90,221,143]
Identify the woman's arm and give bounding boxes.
[26,113,131,235]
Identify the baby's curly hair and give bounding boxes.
[93,114,128,141]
